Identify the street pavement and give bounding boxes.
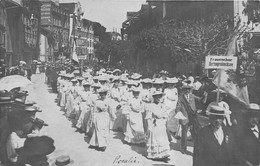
[27,73,193,166]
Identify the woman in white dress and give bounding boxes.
[76,81,92,132]
[124,87,146,144]
[146,91,170,160]
[89,87,114,151]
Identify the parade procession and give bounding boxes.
[2,0,260,166]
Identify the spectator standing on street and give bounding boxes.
[240,103,260,166]
[175,85,202,154]
[193,105,246,166]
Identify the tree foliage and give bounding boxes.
[94,40,135,68]
[133,15,235,64]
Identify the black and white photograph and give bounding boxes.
[0,0,260,165]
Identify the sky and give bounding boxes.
[59,0,147,32]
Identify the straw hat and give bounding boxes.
[206,105,231,116]
[52,155,74,166]
[245,103,260,117]
[181,85,194,89]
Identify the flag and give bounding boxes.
[72,40,79,63]
[213,70,249,106]
[163,2,166,19]
[213,36,249,106]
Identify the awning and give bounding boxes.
[40,27,55,45]
[4,0,21,9]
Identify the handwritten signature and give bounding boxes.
[113,155,140,164]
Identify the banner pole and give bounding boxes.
[216,69,221,103]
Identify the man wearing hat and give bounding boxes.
[164,77,179,142]
[193,105,246,166]
[175,84,202,154]
[239,103,260,166]
[0,93,13,165]
[206,89,231,126]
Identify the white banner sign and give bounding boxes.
[205,56,237,70]
[78,55,86,60]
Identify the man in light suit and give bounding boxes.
[176,85,202,154]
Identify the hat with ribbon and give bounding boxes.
[245,103,260,117]
[0,95,13,104]
[206,105,231,116]
[52,155,74,166]
[181,85,194,89]
[24,106,42,112]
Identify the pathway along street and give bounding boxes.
[28,73,193,166]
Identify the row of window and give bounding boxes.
[23,16,38,48]
[53,28,69,43]
[52,17,69,28]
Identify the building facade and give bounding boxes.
[40,0,70,61]
[2,0,41,66]
[60,2,95,61]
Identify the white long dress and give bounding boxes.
[124,97,146,144]
[146,103,170,159]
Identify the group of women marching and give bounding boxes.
[56,69,180,160]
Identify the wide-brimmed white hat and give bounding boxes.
[98,87,109,93]
[165,77,178,84]
[152,78,164,84]
[141,78,152,83]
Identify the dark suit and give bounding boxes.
[176,93,202,151]
[0,116,11,165]
[240,125,260,166]
[193,125,245,166]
